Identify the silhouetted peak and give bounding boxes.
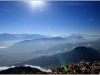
[73,46,88,51]
[0,66,48,74]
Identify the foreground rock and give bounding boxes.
[51,60,100,74]
[0,60,100,74]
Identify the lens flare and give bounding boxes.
[63,65,67,71]
[57,54,67,71]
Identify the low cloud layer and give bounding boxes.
[0,66,15,71]
[0,46,7,49]
[25,64,52,72]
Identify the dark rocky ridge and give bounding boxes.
[0,66,48,74]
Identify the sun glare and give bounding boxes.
[29,1,42,6]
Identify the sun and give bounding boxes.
[29,1,42,6]
[26,0,44,12]
[31,1,42,4]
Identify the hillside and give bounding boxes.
[97,49,100,53]
[15,46,100,68]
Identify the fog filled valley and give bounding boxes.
[0,33,100,69]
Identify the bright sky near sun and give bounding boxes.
[0,1,100,36]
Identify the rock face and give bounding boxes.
[51,60,100,74]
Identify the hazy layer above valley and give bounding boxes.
[0,33,100,67]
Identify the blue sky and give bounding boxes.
[0,1,100,36]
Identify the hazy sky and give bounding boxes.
[0,1,100,36]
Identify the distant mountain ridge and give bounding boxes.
[0,33,46,41]
[0,33,17,41]
[0,33,100,41]
[8,35,86,50]
[0,33,87,41]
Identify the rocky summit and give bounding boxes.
[51,60,100,74]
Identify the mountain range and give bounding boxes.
[0,33,86,47]
[0,33,46,41]
[0,33,100,67]
[0,33,100,41]
[5,36,86,53]
[0,38,100,66]
[15,46,100,69]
